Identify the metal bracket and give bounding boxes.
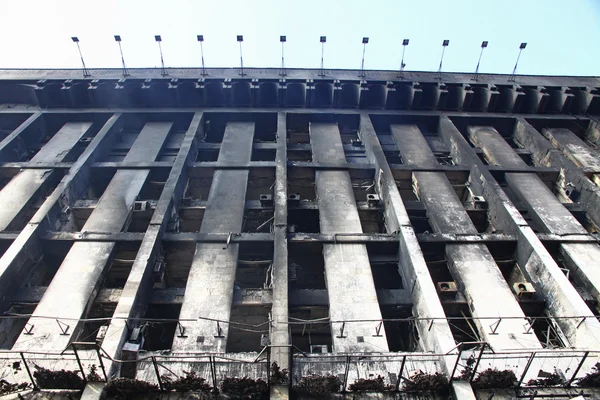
[176,322,187,338]
[214,321,225,338]
[489,318,501,335]
[523,318,535,334]
[23,323,34,335]
[56,319,70,335]
[336,322,347,338]
[577,316,586,328]
[373,321,383,337]
[223,232,233,250]
[428,319,434,331]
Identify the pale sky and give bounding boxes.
[1,0,599,76]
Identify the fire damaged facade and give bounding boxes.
[0,67,598,399]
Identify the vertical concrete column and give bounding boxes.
[392,124,541,351]
[12,122,172,352]
[0,122,93,230]
[438,117,600,352]
[270,113,289,399]
[360,116,475,399]
[172,122,254,353]
[542,128,600,170]
[310,122,388,353]
[98,112,202,377]
[469,126,600,307]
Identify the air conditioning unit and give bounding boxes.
[310,345,328,354]
[79,137,93,144]
[133,201,149,212]
[436,281,458,299]
[367,193,380,206]
[513,282,536,299]
[259,194,273,207]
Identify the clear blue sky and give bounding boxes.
[2,0,599,76]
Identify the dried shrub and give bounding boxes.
[162,370,212,392]
[33,364,85,389]
[104,377,158,399]
[349,375,392,392]
[270,362,288,385]
[86,364,103,382]
[576,365,600,387]
[0,379,30,395]
[220,377,268,399]
[403,371,449,392]
[527,372,565,387]
[472,368,517,389]
[295,374,342,397]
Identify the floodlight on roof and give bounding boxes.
[70,36,90,77]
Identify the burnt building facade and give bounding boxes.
[0,68,598,399]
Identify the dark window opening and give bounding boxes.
[196,149,219,162]
[137,170,169,201]
[142,304,181,351]
[0,304,37,349]
[163,242,194,288]
[380,307,417,352]
[396,179,419,201]
[23,241,73,287]
[287,149,312,162]
[184,173,215,200]
[370,261,403,290]
[236,242,274,289]
[358,210,386,233]
[443,305,481,349]
[177,198,204,232]
[288,170,316,201]
[226,305,271,353]
[434,152,454,165]
[384,151,403,164]
[251,148,276,162]
[290,306,332,354]
[243,209,274,233]
[78,303,116,345]
[407,209,433,234]
[103,243,140,289]
[289,243,326,290]
[246,170,275,201]
[288,209,320,233]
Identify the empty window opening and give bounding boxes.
[104,131,140,162]
[564,204,599,233]
[287,129,310,145]
[77,303,116,345]
[288,169,316,201]
[103,243,140,289]
[487,243,519,282]
[444,306,481,349]
[251,148,276,162]
[380,307,417,352]
[22,241,72,288]
[246,169,275,202]
[158,131,186,162]
[243,209,275,233]
[226,305,271,353]
[384,151,403,164]
[407,209,433,234]
[352,179,375,202]
[163,242,194,288]
[196,148,219,162]
[395,178,419,201]
[0,304,37,349]
[369,256,404,290]
[434,151,454,165]
[422,244,453,283]
[235,242,274,289]
[525,312,569,349]
[287,149,312,162]
[141,304,181,351]
[358,210,386,233]
[137,169,170,201]
[290,306,332,354]
[288,209,320,233]
[289,243,326,290]
[178,198,204,232]
[184,172,215,201]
